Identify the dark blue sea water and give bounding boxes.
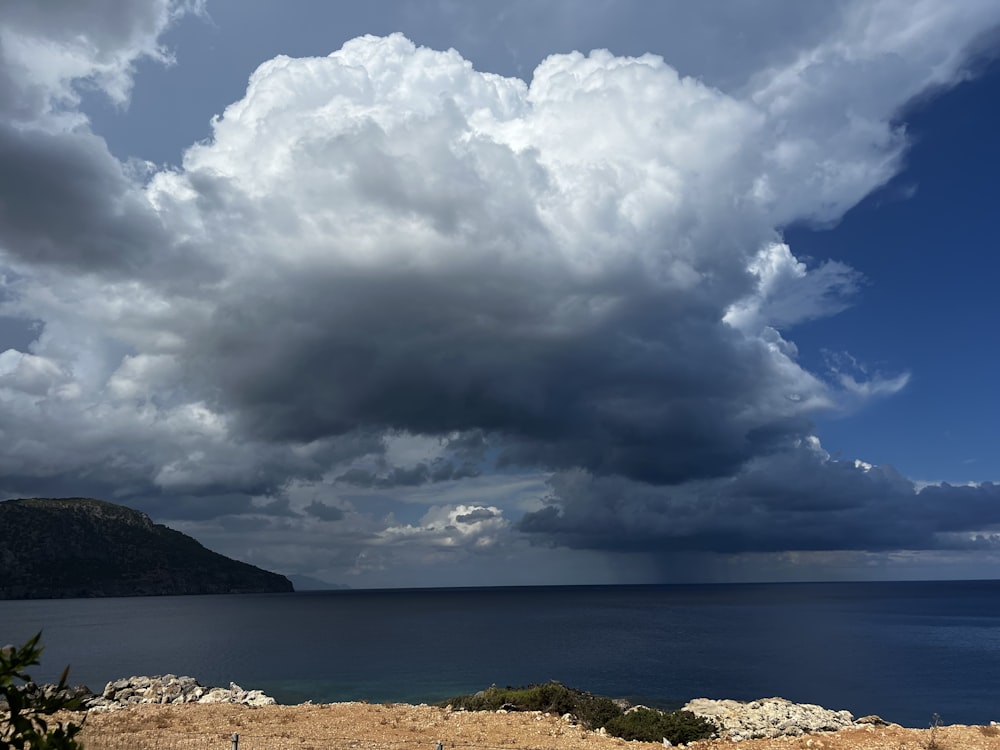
[1,581,998,728]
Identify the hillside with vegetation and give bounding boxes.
[0,497,293,599]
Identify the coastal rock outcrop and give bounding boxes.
[22,675,279,711]
[92,675,277,710]
[682,697,856,741]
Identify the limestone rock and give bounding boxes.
[89,675,276,710]
[856,714,891,726]
[682,697,855,741]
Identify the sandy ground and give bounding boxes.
[76,702,1000,750]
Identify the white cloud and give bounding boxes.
[724,242,862,333]
[836,370,911,399]
[379,504,511,549]
[0,349,70,397]
[824,350,911,406]
[0,0,201,122]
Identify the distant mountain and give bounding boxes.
[0,497,294,599]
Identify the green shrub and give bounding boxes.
[440,682,624,729]
[604,707,717,744]
[573,695,623,730]
[1,632,84,749]
[441,683,718,743]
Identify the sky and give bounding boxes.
[1,0,999,588]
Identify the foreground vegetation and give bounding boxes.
[1,633,84,749]
[439,682,717,745]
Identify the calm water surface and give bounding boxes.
[1,581,998,727]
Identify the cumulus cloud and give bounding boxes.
[137,33,874,487]
[379,504,511,551]
[1,1,998,582]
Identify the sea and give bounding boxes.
[1,580,998,728]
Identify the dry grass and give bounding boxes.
[75,703,1000,750]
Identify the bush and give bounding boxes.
[573,695,623,730]
[441,682,624,729]
[1,632,84,750]
[441,682,717,743]
[604,707,717,745]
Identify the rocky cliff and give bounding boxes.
[0,497,294,598]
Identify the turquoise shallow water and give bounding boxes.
[1,580,998,727]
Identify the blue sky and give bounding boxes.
[791,65,1000,485]
[1,1,999,587]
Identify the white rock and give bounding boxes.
[682,697,854,741]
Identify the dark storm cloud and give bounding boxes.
[432,462,482,482]
[338,464,430,489]
[134,493,255,521]
[216,513,297,533]
[519,447,1000,554]
[336,459,482,489]
[303,500,345,521]
[455,507,499,523]
[258,496,297,517]
[195,267,815,485]
[0,124,166,273]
